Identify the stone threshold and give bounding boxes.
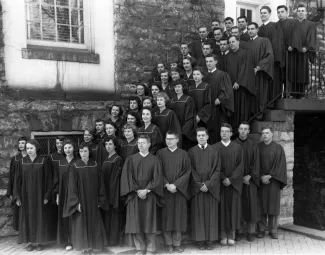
[280,223,325,241]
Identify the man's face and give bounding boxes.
[262,128,273,143]
[214,30,222,41]
[165,134,179,149]
[95,121,104,133]
[197,131,209,145]
[198,27,208,39]
[260,8,271,22]
[229,37,239,51]
[220,40,229,52]
[211,21,220,29]
[237,18,247,30]
[129,100,139,110]
[225,20,233,31]
[277,7,288,20]
[151,86,160,97]
[231,28,240,37]
[220,127,232,141]
[157,63,165,73]
[180,44,189,56]
[248,25,258,38]
[160,72,169,83]
[105,140,116,153]
[238,124,250,140]
[206,56,217,70]
[297,7,307,20]
[137,138,150,153]
[202,44,212,56]
[183,59,192,71]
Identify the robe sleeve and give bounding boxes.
[197,84,211,123]
[237,50,256,96]
[120,157,140,204]
[188,148,204,197]
[149,126,164,155]
[6,156,16,197]
[228,146,245,194]
[172,153,191,200]
[43,157,53,201]
[203,150,221,201]
[62,165,79,217]
[52,159,60,197]
[98,168,109,210]
[269,144,287,189]
[218,72,234,113]
[249,145,260,187]
[13,159,22,202]
[144,158,164,198]
[257,38,274,80]
[181,97,197,141]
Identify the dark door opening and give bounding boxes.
[293,113,325,230]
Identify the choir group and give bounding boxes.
[7,3,313,254]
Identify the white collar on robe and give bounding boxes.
[139,152,149,157]
[242,28,247,33]
[168,147,178,152]
[221,140,231,147]
[263,20,271,26]
[208,68,217,73]
[251,35,258,40]
[198,143,208,149]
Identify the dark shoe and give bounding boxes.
[206,242,213,250]
[173,247,184,253]
[269,232,278,239]
[26,244,33,252]
[36,244,43,251]
[247,233,255,242]
[257,231,265,238]
[235,233,242,241]
[81,249,90,254]
[198,242,205,250]
[167,245,173,254]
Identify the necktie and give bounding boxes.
[201,145,205,150]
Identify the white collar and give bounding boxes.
[139,152,149,157]
[251,35,258,40]
[221,140,231,147]
[242,28,247,33]
[263,20,270,26]
[168,147,178,152]
[208,68,217,73]
[199,143,208,149]
[223,50,229,55]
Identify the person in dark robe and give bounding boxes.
[227,35,256,128]
[190,26,213,59]
[138,108,164,155]
[288,4,316,98]
[207,20,220,39]
[119,124,139,160]
[258,6,285,101]
[237,16,250,42]
[188,67,211,129]
[171,67,185,83]
[124,97,143,123]
[53,139,78,250]
[217,37,230,71]
[120,135,164,255]
[223,17,234,38]
[257,127,287,239]
[136,83,149,100]
[107,104,124,130]
[83,129,101,164]
[149,62,165,85]
[212,27,223,56]
[214,123,244,246]
[6,136,28,232]
[156,132,191,254]
[196,42,212,70]
[14,139,55,251]
[188,127,221,250]
[182,57,196,88]
[94,119,108,144]
[169,79,197,151]
[205,54,234,144]
[152,92,182,147]
[178,42,196,69]
[246,22,274,118]
[233,122,260,242]
[101,136,124,246]
[63,142,107,253]
[150,82,162,104]
[160,69,176,99]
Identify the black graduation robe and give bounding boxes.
[120,153,164,233]
[214,142,244,231]
[7,153,24,231]
[54,157,78,244]
[234,138,260,224]
[258,141,287,215]
[240,31,250,42]
[157,148,191,232]
[169,95,197,150]
[188,145,221,241]
[225,48,256,128]
[138,123,164,155]
[48,151,64,199]
[184,71,196,88]
[246,37,274,116]
[212,40,222,56]
[63,159,107,250]
[14,155,56,244]
[204,69,234,143]
[190,39,214,59]
[288,19,316,88]
[119,138,139,160]
[161,83,177,100]
[188,82,211,127]
[101,153,124,246]
[216,52,229,72]
[152,108,182,147]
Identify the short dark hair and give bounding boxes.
[141,107,153,117]
[260,6,272,13]
[55,136,66,151]
[123,123,138,137]
[172,79,188,94]
[202,42,213,49]
[220,36,229,43]
[26,139,41,154]
[297,3,307,10]
[237,16,247,22]
[248,22,259,29]
[17,136,28,152]
[151,82,162,91]
[261,126,274,133]
[166,131,180,139]
[221,123,232,132]
[142,96,155,108]
[180,42,190,47]
[205,53,218,61]
[193,66,206,76]
[126,111,141,127]
[62,139,77,157]
[182,56,195,67]
[128,97,142,111]
[224,17,234,23]
[238,121,250,129]
[229,35,240,42]
[198,26,208,30]
[83,128,96,139]
[78,142,93,159]
[103,135,120,153]
[213,27,223,33]
[95,118,105,124]
[138,135,151,143]
[277,5,288,11]
[110,104,123,117]
[211,19,220,25]
[196,127,208,135]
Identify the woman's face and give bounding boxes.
[171,71,181,81]
[143,99,153,108]
[174,84,183,94]
[105,123,116,136]
[79,147,90,160]
[18,140,27,151]
[151,86,160,97]
[142,109,152,123]
[105,140,116,154]
[136,85,145,96]
[193,70,203,82]
[111,106,120,118]
[83,130,93,143]
[124,128,135,140]
[156,97,166,108]
[129,100,139,110]
[56,139,64,152]
[64,144,74,157]
[26,143,37,157]
[127,114,137,125]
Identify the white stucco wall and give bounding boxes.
[2,0,115,92]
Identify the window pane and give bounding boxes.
[28,4,41,22]
[57,7,70,25]
[71,26,80,43]
[43,23,56,41]
[42,5,55,23]
[240,8,245,17]
[57,25,70,41]
[56,0,69,6]
[71,9,79,25]
[247,10,252,22]
[70,0,78,8]
[27,22,41,39]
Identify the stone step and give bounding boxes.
[106,246,136,254]
[251,121,274,133]
[263,110,287,122]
